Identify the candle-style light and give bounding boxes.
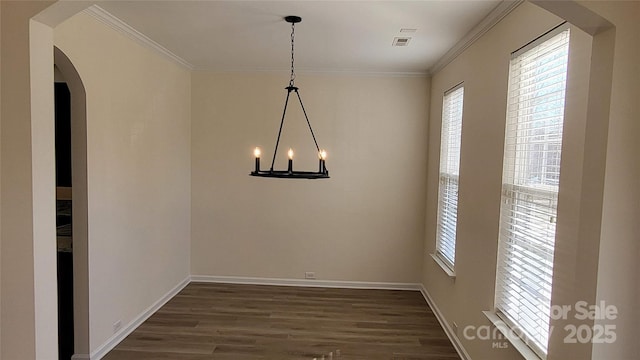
[287,148,294,173]
[254,147,261,173]
[319,149,327,174]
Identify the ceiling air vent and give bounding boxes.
[392,37,411,47]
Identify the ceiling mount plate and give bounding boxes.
[284,16,302,24]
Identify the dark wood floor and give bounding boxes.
[103,282,460,360]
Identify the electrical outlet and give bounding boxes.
[305,271,316,279]
[113,320,122,333]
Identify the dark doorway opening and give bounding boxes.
[55,80,74,360]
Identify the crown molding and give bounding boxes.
[191,67,430,78]
[83,5,194,70]
[429,0,524,75]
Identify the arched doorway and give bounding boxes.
[54,46,90,359]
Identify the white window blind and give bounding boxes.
[436,84,464,269]
[495,26,570,358]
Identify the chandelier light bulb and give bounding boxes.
[254,147,261,158]
[288,148,294,159]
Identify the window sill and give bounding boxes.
[430,253,456,278]
[483,311,543,360]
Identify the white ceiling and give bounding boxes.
[95,0,502,74]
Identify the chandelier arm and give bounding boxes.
[270,88,294,171]
[294,89,321,152]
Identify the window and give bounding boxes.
[495,26,570,358]
[435,84,464,271]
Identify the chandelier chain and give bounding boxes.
[290,22,296,86]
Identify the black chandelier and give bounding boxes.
[250,15,329,179]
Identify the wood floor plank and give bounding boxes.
[104,283,460,359]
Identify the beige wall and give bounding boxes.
[584,1,640,359]
[191,72,429,283]
[54,12,191,353]
[424,1,640,360]
[0,0,3,354]
[1,1,56,358]
[30,18,59,359]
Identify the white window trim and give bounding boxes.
[493,22,570,360]
[483,311,542,360]
[431,253,456,278]
[434,83,464,274]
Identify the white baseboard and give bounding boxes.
[89,276,190,360]
[190,274,422,291]
[419,284,471,360]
